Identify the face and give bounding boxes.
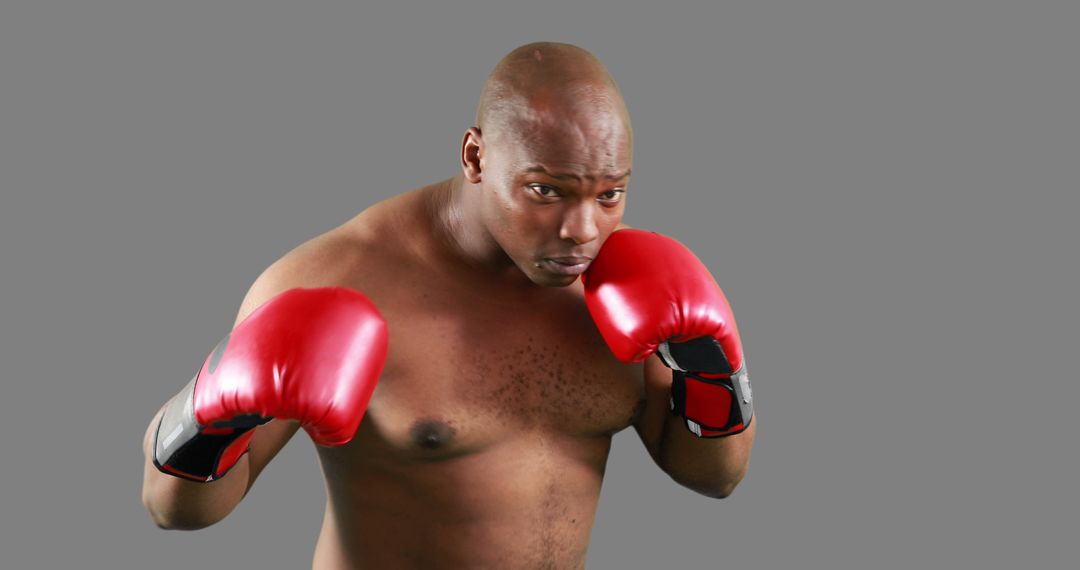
[472,106,633,287]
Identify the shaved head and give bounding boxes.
[453,43,634,288]
[475,42,632,148]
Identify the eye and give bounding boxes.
[598,189,625,204]
[528,184,560,198]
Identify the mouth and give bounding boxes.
[540,257,593,276]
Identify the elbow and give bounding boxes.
[141,464,244,530]
[670,470,747,500]
[144,503,220,531]
[147,511,185,531]
[683,478,742,500]
[699,480,740,500]
[142,491,223,531]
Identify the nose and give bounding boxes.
[559,201,600,245]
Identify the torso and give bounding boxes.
[308,182,645,569]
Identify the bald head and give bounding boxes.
[475,42,631,148]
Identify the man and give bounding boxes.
[142,41,756,569]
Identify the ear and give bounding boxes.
[461,127,484,183]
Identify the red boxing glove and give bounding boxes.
[583,229,752,437]
[153,287,388,482]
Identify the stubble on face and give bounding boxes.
[461,42,634,288]
[480,114,632,288]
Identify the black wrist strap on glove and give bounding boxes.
[153,373,270,482]
[670,368,753,437]
[660,337,753,438]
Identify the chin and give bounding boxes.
[540,275,580,288]
[527,267,580,288]
[518,263,578,289]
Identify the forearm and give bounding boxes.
[141,404,250,530]
[658,411,756,499]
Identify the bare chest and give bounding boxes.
[349,282,645,462]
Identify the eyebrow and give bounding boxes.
[524,165,631,182]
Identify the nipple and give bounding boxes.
[409,419,456,449]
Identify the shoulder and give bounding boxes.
[231,230,361,326]
[232,196,418,326]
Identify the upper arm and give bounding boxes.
[227,260,305,494]
[228,230,367,494]
[632,354,674,467]
[241,418,301,496]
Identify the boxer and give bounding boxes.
[142,41,755,569]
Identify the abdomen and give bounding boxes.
[314,431,611,569]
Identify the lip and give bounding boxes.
[541,257,592,276]
[548,256,593,264]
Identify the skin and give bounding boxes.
[142,42,755,569]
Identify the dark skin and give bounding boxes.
[142,42,754,569]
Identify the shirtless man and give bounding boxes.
[141,41,756,569]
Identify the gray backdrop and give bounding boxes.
[1,1,1076,568]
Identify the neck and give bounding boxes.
[428,175,535,287]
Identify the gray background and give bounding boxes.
[1,0,1076,568]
